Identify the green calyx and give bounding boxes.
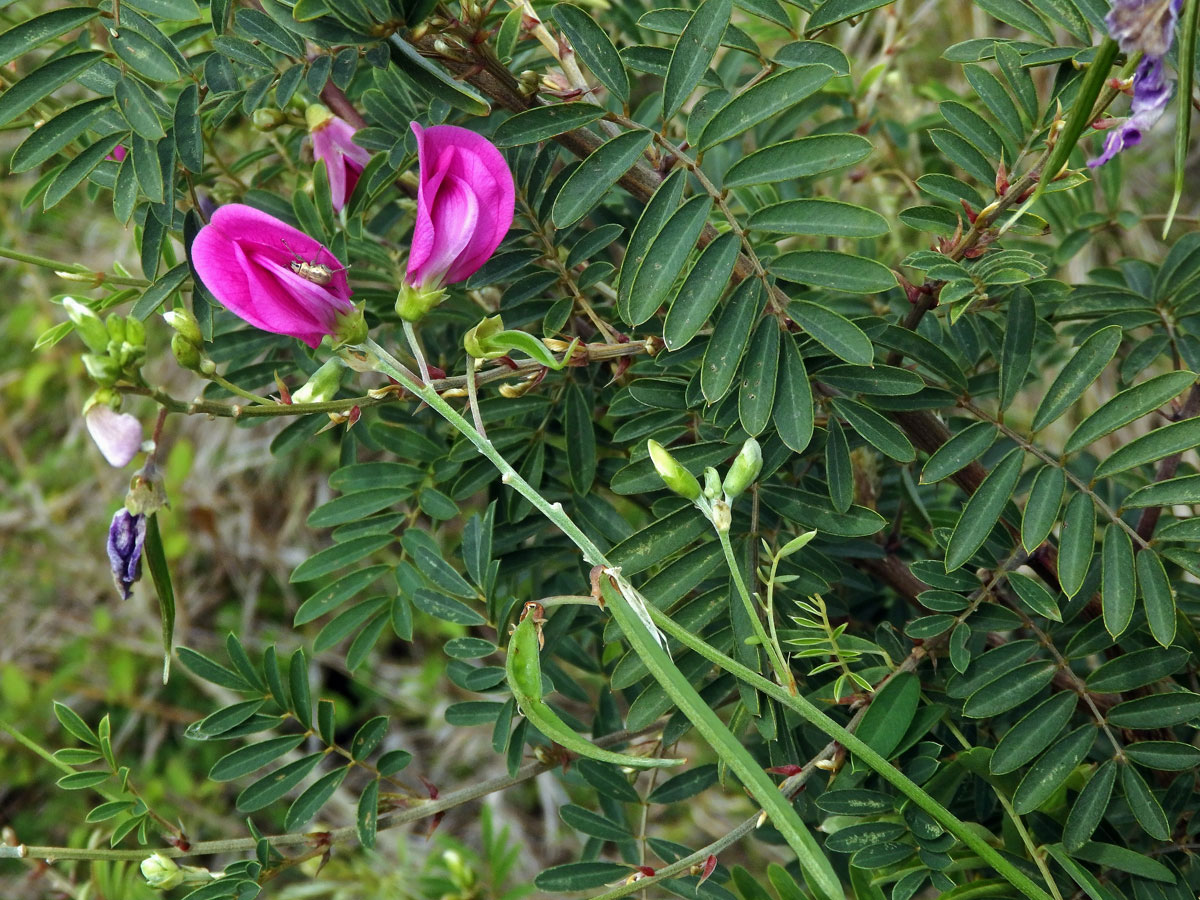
[395,283,447,323]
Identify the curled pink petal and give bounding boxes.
[312,116,371,213]
[190,204,353,348]
[86,405,143,467]
[406,123,515,289]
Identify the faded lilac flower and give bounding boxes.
[190,204,361,348]
[108,509,146,600]
[1089,0,1183,167]
[85,403,143,467]
[307,105,370,213]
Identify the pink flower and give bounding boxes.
[308,106,370,213]
[190,204,355,348]
[406,122,515,290]
[85,404,143,467]
[107,145,127,162]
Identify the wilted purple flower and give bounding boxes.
[108,509,146,600]
[1089,0,1183,167]
[307,105,370,213]
[85,404,143,467]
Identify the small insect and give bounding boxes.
[281,238,346,286]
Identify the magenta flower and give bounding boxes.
[308,105,370,213]
[406,123,515,290]
[107,145,127,162]
[190,204,357,348]
[85,404,143,467]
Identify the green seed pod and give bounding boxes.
[722,437,762,499]
[647,440,701,501]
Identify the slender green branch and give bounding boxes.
[0,246,151,288]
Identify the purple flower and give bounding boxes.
[190,204,355,348]
[308,106,370,213]
[85,404,143,467]
[1089,0,1183,167]
[406,123,515,290]
[107,145,127,163]
[108,509,146,600]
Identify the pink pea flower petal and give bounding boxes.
[406,123,515,289]
[312,116,371,213]
[107,145,127,163]
[86,405,143,467]
[190,204,353,348]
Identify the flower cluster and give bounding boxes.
[1089,0,1184,167]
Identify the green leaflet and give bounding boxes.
[944,448,1022,571]
[1064,370,1195,454]
[1031,325,1122,433]
[505,611,683,770]
[662,0,731,119]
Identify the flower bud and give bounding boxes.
[463,315,508,360]
[171,333,204,372]
[124,315,146,347]
[710,499,731,532]
[108,509,147,600]
[722,438,762,499]
[163,308,202,345]
[252,107,287,131]
[395,282,446,322]
[106,313,127,345]
[702,467,722,500]
[82,353,121,386]
[141,853,183,890]
[304,102,334,131]
[647,440,701,501]
[292,357,346,404]
[63,297,110,353]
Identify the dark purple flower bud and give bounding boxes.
[108,509,147,600]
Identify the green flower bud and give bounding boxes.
[63,297,110,353]
[304,102,334,131]
[252,107,287,131]
[106,314,127,344]
[702,466,722,500]
[82,353,121,386]
[647,440,701,501]
[292,357,346,404]
[141,854,183,890]
[722,437,762,499]
[124,315,146,347]
[395,282,446,322]
[162,308,202,345]
[463,315,508,360]
[171,333,204,372]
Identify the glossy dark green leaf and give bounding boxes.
[143,514,175,683]
[698,65,834,149]
[0,51,103,128]
[114,74,166,139]
[825,822,907,853]
[739,319,780,436]
[608,507,708,575]
[10,98,110,173]
[559,804,632,840]
[552,130,651,227]
[945,448,1022,571]
[627,194,712,325]
[1096,414,1200,478]
[1086,646,1189,693]
[759,487,886,537]
[308,489,406,527]
[564,381,596,493]
[921,422,996,484]
[293,566,392,625]
[112,26,180,82]
[1135,550,1176,648]
[724,133,873,187]
[290,535,392,583]
[1021,466,1065,552]
[786,301,873,365]
[550,5,629,102]
[174,83,203,173]
[0,8,98,67]
[774,334,815,453]
[1012,725,1095,814]
[43,133,123,210]
[818,363,922,396]
[854,672,919,761]
[662,0,731,119]
[647,764,718,803]
[663,231,740,350]
[748,198,888,238]
[772,251,896,294]
[1065,371,1195,454]
[831,398,914,462]
[815,789,894,815]
[1032,326,1122,433]
[412,589,486,626]
[1123,474,1200,509]
[990,692,1075,775]
[356,777,379,849]
[702,279,762,404]
[236,753,324,812]
[805,0,892,31]
[1007,572,1060,621]
[1058,496,1100,607]
[54,702,98,746]
[1099,525,1135,638]
[617,169,684,316]
[825,418,853,513]
[493,102,607,147]
[963,660,1056,718]
[999,289,1034,411]
[1120,763,1169,840]
[388,36,489,115]
[1125,740,1200,770]
[1107,691,1200,729]
[1063,759,1116,851]
[210,735,306,781]
[535,863,632,891]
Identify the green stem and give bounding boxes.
[402,320,433,386]
[0,247,151,287]
[208,373,274,406]
[645,606,1056,900]
[715,526,795,694]
[352,336,842,900]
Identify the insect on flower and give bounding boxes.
[282,237,347,286]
